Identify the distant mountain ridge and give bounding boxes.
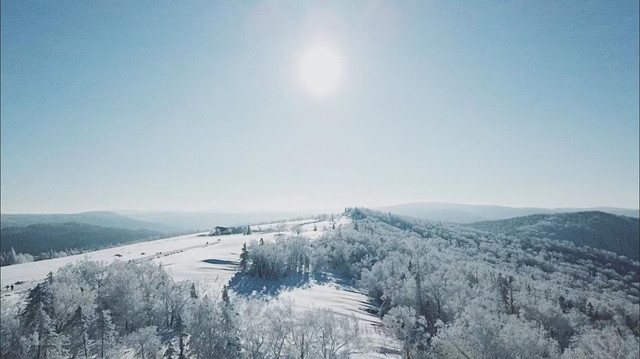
[117,210,323,231]
[378,202,639,223]
[467,211,640,259]
[1,211,176,232]
[0,222,162,256]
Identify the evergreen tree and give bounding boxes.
[189,283,198,299]
[41,331,70,359]
[220,313,241,356]
[174,315,187,359]
[27,302,53,359]
[21,284,52,335]
[20,283,67,359]
[46,271,54,285]
[239,243,249,271]
[222,285,230,306]
[94,310,116,359]
[498,274,517,315]
[67,307,91,358]
[1,306,25,358]
[218,285,241,357]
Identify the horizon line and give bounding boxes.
[2,201,638,215]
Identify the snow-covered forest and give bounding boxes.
[0,259,365,359]
[1,208,638,358]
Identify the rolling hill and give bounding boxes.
[117,210,323,231]
[0,222,162,256]
[378,202,639,223]
[0,211,176,232]
[467,211,640,259]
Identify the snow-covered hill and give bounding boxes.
[1,214,397,358]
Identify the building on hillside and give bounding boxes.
[214,226,233,235]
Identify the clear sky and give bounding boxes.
[1,0,638,213]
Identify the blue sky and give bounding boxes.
[2,0,638,213]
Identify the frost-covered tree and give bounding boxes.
[7,247,17,265]
[262,301,294,359]
[125,326,161,359]
[20,283,56,359]
[93,310,117,359]
[173,315,187,359]
[246,237,312,279]
[562,326,639,359]
[40,330,70,359]
[185,293,240,359]
[310,308,363,359]
[435,301,560,359]
[237,300,268,359]
[66,307,91,358]
[219,286,241,357]
[383,306,428,358]
[49,268,96,334]
[287,310,314,359]
[160,282,189,329]
[189,283,198,299]
[1,305,24,358]
[239,243,249,271]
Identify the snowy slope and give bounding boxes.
[0,219,316,292]
[1,215,399,357]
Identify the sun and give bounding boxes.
[297,45,342,96]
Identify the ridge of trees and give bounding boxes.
[237,208,639,358]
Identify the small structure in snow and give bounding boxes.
[214,226,233,235]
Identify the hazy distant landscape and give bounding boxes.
[3,203,638,265]
[379,202,640,223]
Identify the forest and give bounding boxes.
[468,211,639,259]
[1,223,167,266]
[1,208,638,358]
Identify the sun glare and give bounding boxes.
[297,45,342,96]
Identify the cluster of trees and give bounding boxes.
[1,261,186,358]
[238,208,639,358]
[0,248,34,266]
[1,248,95,267]
[243,237,313,279]
[0,259,364,359]
[237,299,362,359]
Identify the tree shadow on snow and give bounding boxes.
[202,259,239,266]
[229,272,337,298]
